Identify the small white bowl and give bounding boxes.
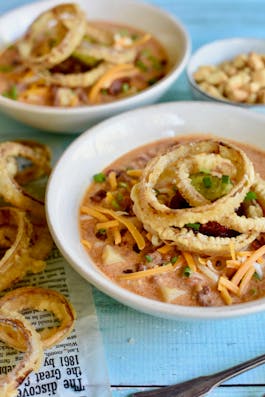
[0,0,190,133]
[46,101,265,321]
[187,38,265,114]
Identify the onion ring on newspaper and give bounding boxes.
[0,287,76,350]
[133,140,255,228]
[18,3,86,68]
[0,310,43,397]
[0,207,49,292]
[0,141,51,222]
[175,153,236,207]
[0,207,32,273]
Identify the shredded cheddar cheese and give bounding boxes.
[89,205,145,250]
[239,265,256,295]
[231,245,265,286]
[89,64,139,103]
[126,169,142,178]
[108,171,117,191]
[182,251,197,272]
[219,285,232,305]
[218,276,239,296]
[81,239,92,250]
[113,227,122,245]
[95,220,120,231]
[118,261,180,281]
[81,206,108,222]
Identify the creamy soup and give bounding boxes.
[80,135,265,307]
[0,6,169,107]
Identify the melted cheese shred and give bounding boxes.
[85,204,145,250]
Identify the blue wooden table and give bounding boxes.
[1,1,265,396]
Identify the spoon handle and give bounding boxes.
[131,353,265,397]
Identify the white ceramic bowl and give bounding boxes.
[0,0,190,134]
[187,38,265,114]
[46,101,265,321]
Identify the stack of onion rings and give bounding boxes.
[131,139,265,255]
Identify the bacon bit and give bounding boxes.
[126,169,142,178]
[95,220,119,231]
[182,251,197,272]
[108,171,117,190]
[80,205,108,222]
[81,239,91,250]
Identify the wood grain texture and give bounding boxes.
[1,1,265,396]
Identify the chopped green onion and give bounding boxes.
[145,255,153,262]
[111,199,120,210]
[203,175,212,188]
[131,33,139,40]
[147,77,159,86]
[183,266,192,277]
[93,172,106,183]
[2,85,17,100]
[118,181,129,189]
[222,175,230,184]
[185,223,200,231]
[122,83,130,93]
[101,88,108,95]
[136,60,148,72]
[171,256,178,264]
[97,228,106,235]
[148,55,162,70]
[244,191,257,201]
[116,192,124,202]
[253,271,262,280]
[0,65,13,72]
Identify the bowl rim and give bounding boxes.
[0,0,191,114]
[46,100,265,321]
[186,37,265,109]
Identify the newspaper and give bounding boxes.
[0,245,112,397]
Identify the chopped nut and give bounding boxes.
[205,70,228,85]
[192,51,265,104]
[193,65,216,83]
[248,52,264,71]
[226,88,248,102]
[252,69,265,87]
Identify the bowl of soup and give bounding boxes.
[0,0,190,133]
[46,101,265,320]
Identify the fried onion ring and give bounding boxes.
[38,61,111,88]
[0,287,76,350]
[0,310,43,397]
[221,176,265,233]
[175,153,236,207]
[0,141,51,222]
[133,140,255,228]
[74,41,137,64]
[18,3,87,68]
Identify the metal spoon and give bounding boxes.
[131,353,265,397]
